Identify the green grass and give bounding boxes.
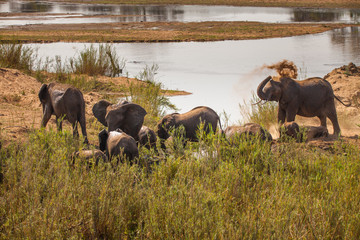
[1,125,360,239]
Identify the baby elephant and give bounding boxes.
[99,128,139,164]
[281,121,328,141]
[72,149,107,167]
[138,126,157,151]
[157,106,221,149]
[224,123,273,143]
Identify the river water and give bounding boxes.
[0,1,359,27]
[30,26,360,123]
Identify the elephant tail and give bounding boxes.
[334,95,351,107]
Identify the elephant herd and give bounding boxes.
[39,75,347,164]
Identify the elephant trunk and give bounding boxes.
[257,76,272,100]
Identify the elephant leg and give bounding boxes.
[327,112,341,136]
[318,115,327,128]
[277,108,286,124]
[79,115,88,144]
[285,107,297,123]
[72,121,79,138]
[56,116,63,131]
[41,105,52,128]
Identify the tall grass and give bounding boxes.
[69,44,124,77]
[127,64,177,127]
[0,42,125,78]
[239,92,278,129]
[0,43,36,73]
[1,127,360,239]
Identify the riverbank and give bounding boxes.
[0,22,355,43]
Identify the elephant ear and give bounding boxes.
[92,100,112,126]
[38,84,48,103]
[105,103,147,139]
[98,129,109,152]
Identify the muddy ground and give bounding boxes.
[0,63,359,148]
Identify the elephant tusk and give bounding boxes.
[252,99,263,105]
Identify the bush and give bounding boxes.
[239,92,278,129]
[69,44,124,77]
[1,129,360,239]
[0,43,36,73]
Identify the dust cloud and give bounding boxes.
[262,59,298,79]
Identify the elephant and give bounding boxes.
[38,83,88,143]
[98,128,139,163]
[281,121,328,141]
[72,149,107,167]
[138,125,157,151]
[280,121,301,140]
[257,76,350,135]
[157,106,221,149]
[224,123,273,143]
[92,100,147,141]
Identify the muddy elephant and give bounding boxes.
[38,83,88,143]
[157,106,221,149]
[138,125,157,151]
[92,100,147,140]
[257,76,350,135]
[281,121,328,141]
[224,123,272,142]
[99,128,139,163]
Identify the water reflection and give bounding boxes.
[8,1,53,13]
[292,9,340,22]
[30,27,360,123]
[0,1,359,27]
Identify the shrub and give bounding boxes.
[69,44,124,77]
[239,92,278,129]
[0,42,36,73]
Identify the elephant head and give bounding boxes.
[156,113,177,140]
[93,100,147,140]
[257,76,282,102]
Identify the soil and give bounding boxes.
[0,63,359,149]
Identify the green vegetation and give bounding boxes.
[128,64,178,126]
[0,43,36,73]
[1,120,360,238]
[239,93,278,129]
[0,38,359,239]
[69,44,124,77]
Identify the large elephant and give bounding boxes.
[157,106,221,149]
[257,76,350,135]
[38,83,88,143]
[224,123,273,143]
[92,100,147,140]
[98,128,139,163]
